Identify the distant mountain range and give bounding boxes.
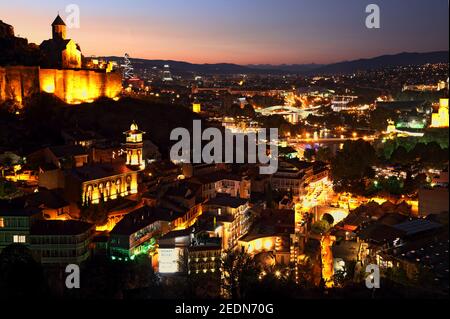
[309,51,449,75]
[247,63,324,73]
[102,51,448,76]
[100,57,271,75]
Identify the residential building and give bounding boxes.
[30,220,94,265]
[204,194,252,250]
[0,200,42,253]
[109,206,174,260]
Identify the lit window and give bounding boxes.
[13,235,26,243]
[0,218,4,228]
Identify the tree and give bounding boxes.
[333,266,348,288]
[0,178,19,200]
[242,104,255,118]
[391,146,409,165]
[321,213,335,226]
[0,156,13,177]
[304,148,316,162]
[316,147,333,163]
[80,201,108,226]
[311,220,331,235]
[80,254,161,299]
[369,107,397,130]
[381,176,404,195]
[221,249,260,299]
[331,139,377,193]
[0,244,48,299]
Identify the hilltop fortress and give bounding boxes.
[0,16,122,108]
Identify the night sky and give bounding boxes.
[1,0,448,64]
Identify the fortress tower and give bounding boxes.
[52,14,66,40]
[123,122,146,170]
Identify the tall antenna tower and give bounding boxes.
[121,53,134,80]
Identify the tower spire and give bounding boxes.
[52,14,66,39]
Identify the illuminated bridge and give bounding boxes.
[256,105,322,123]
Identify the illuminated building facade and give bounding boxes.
[194,172,251,200]
[431,98,449,128]
[158,246,185,273]
[123,122,146,170]
[110,206,173,261]
[65,163,138,205]
[162,64,173,81]
[157,227,193,274]
[239,209,295,265]
[188,242,222,275]
[271,160,306,199]
[204,195,251,250]
[192,103,201,113]
[239,234,293,266]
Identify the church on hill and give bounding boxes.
[0,15,122,108]
[40,14,82,69]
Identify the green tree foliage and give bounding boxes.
[316,147,333,163]
[382,139,448,169]
[311,220,331,235]
[304,148,316,162]
[221,249,260,299]
[380,176,404,195]
[331,139,377,192]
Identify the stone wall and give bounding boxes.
[39,68,122,104]
[0,66,122,107]
[0,66,40,108]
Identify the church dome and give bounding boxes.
[130,122,138,131]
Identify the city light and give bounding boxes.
[0,1,448,305]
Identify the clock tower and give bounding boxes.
[123,122,145,170]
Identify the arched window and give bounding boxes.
[106,181,111,198]
[86,185,93,204]
[126,175,132,192]
[116,179,121,195]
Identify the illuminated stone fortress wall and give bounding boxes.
[0,66,40,107]
[0,66,122,107]
[39,68,122,104]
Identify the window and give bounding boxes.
[0,218,4,228]
[13,235,26,243]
